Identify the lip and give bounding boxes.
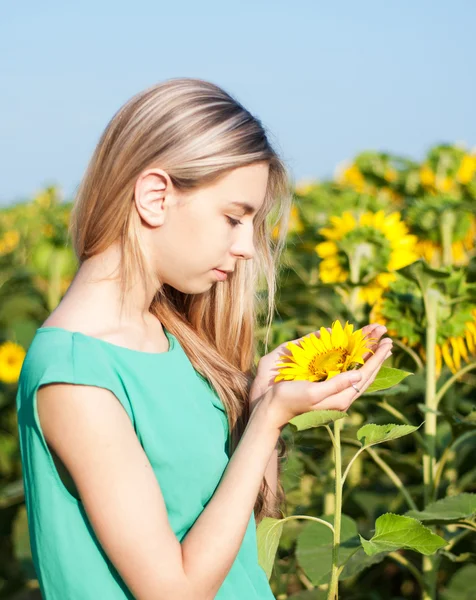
[213,269,228,281]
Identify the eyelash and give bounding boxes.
[226,216,243,228]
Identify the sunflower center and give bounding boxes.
[309,348,347,378]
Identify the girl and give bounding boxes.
[16,78,393,599]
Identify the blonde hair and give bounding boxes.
[69,77,293,523]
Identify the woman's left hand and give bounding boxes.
[249,322,391,412]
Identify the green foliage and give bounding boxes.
[356,423,421,447]
[359,514,447,556]
[405,493,476,524]
[3,142,476,598]
[365,366,413,393]
[289,410,348,431]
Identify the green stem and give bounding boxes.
[340,439,418,511]
[433,430,476,500]
[422,288,439,600]
[392,338,425,371]
[377,400,427,450]
[435,361,476,406]
[423,289,438,505]
[440,210,455,267]
[388,552,425,591]
[327,420,343,600]
[365,447,419,512]
[277,514,335,534]
[341,447,365,487]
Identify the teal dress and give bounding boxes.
[16,327,275,599]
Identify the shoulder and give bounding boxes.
[18,327,123,404]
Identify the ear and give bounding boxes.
[133,168,173,227]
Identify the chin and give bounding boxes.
[170,281,214,295]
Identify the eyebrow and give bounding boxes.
[228,201,257,215]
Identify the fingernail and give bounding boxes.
[349,372,362,383]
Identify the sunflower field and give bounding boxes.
[1,142,476,599]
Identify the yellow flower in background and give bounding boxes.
[414,216,476,268]
[435,176,454,193]
[274,320,376,383]
[0,230,20,256]
[372,297,476,377]
[420,164,435,188]
[295,179,317,196]
[0,341,26,384]
[316,210,419,301]
[456,154,476,185]
[419,312,476,376]
[42,224,55,238]
[336,163,366,193]
[384,168,398,182]
[272,204,304,240]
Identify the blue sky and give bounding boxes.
[1,0,475,205]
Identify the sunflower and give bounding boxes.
[0,230,20,256]
[315,210,419,304]
[418,309,476,376]
[414,215,476,268]
[419,164,455,193]
[456,153,476,185]
[274,320,376,383]
[370,283,476,377]
[336,163,367,193]
[0,341,26,384]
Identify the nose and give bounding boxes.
[230,223,255,261]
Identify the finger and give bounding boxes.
[362,324,388,360]
[357,339,393,392]
[308,370,363,410]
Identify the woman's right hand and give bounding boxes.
[262,336,393,431]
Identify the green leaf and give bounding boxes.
[360,513,447,556]
[365,366,413,393]
[295,515,359,585]
[256,517,284,580]
[441,564,476,600]
[295,514,385,585]
[417,403,443,416]
[357,423,421,447]
[289,409,347,431]
[398,259,451,294]
[405,493,476,524]
[339,547,388,580]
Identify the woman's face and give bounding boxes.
[135,162,269,294]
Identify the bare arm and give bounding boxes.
[37,383,278,600]
[250,389,279,501]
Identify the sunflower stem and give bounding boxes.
[327,419,343,600]
[440,209,455,267]
[422,287,439,600]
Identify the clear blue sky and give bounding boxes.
[1,0,475,205]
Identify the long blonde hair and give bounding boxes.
[69,77,293,523]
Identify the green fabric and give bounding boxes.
[16,327,275,599]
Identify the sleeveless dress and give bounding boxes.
[15,326,275,599]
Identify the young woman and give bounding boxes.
[16,78,393,600]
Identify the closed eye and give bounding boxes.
[226,216,243,227]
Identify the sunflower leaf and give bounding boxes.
[405,493,476,524]
[256,517,285,580]
[360,513,447,556]
[289,410,347,431]
[357,423,421,447]
[365,366,413,393]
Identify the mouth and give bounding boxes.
[212,269,228,281]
